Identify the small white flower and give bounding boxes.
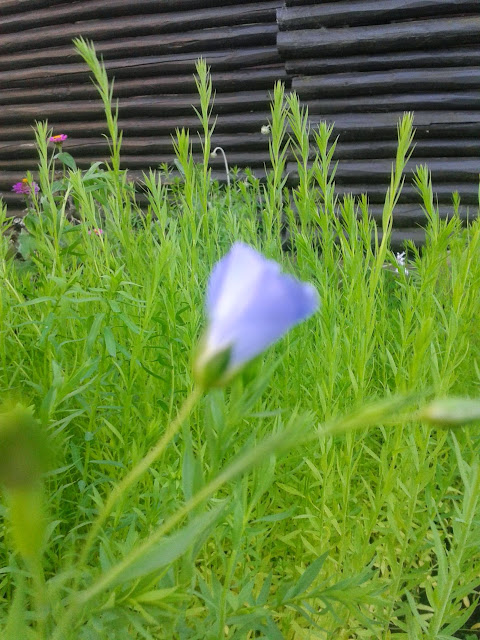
[395,252,409,276]
[261,125,271,135]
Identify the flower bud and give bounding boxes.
[8,487,45,560]
[0,405,48,559]
[194,344,232,389]
[0,405,48,490]
[420,397,480,428]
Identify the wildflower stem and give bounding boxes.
[54,398,404,636]
[51,386,203,640]
[211,146,231,209]
[55,415,308,639]
[75,386,203,572]
[27,555,47,640]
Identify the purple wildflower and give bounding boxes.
[195,242,318,386]
[12,179,40,195]
[49,134,68,144]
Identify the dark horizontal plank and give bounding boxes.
[1,64,287,91]
[0,90,274,125]
[0,112,274,141]
[369,203,472,227]
[0,57,279,105]
[0,44,281,75]
[277,16,480,57]
[4,160,477,189]
[278,0,479,30]
[290,226,430,250]
[286,172,480,205]
[286,158,480,186]
[0,168,258,186]
[0,152,271,171]
[4,136,479,164]
[0,3,279,54]
[285,0,346,5]
[332,158,480,184]
[0,133,270,159]
[285,47,480,75]
[389,229,426,248]
[325,139,480,159]
[293,68,480,98]
[1,0,280,32]
[306,91,480,112]
[340,183,480,205]
[1,0,71,16]
[309,111,480,141]
[2,111,480,143]
[0,24,278,77]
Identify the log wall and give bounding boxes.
[278,0,480,236]
[0,0,285,214]
[1,0,480,244]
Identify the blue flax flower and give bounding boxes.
[195,242,318,387]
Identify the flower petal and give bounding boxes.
[207,242,279,322]
[204,244,318,371]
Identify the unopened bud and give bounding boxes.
[8,487,45,560]
[420,397,480,428]
[0,405,48,489]
[0,404,48,559]
[193,341,232,389]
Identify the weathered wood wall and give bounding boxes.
[278,0,480,239]
[0,0,285,214]
[1,0,480,243]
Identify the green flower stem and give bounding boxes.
[57,404,395,637]
[71,397,413,615]
[51,417,307,640]
[75,386,203,572]
[51,387,202,640]
[27,555,47,640]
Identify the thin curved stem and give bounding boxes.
[51,419,299,640]
[51,387,202,640]
[76,386,202,572]
[211,146,231,209]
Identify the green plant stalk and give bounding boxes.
[73,38,123,194]
[52,399,414,638]
[75,386,203,572]
[427,462,480,637]
[264,81,288,241]
[370,112,414,296]
[286,93,312,231]
[26,555,47,640]
[194,58,215,224]
[217,542,241,637]
[34,122,63,269]
[382,464,424,635]
[311,122,337,271]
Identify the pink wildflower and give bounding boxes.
[49,134,68,144]
[12,178,40,195]
[88,228,104,236]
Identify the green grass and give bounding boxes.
[0,39,480,639]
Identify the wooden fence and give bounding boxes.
[279,0,480,241]
[0,0,285,214]
[1,0,480,243]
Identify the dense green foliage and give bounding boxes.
[0,40,479,639]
